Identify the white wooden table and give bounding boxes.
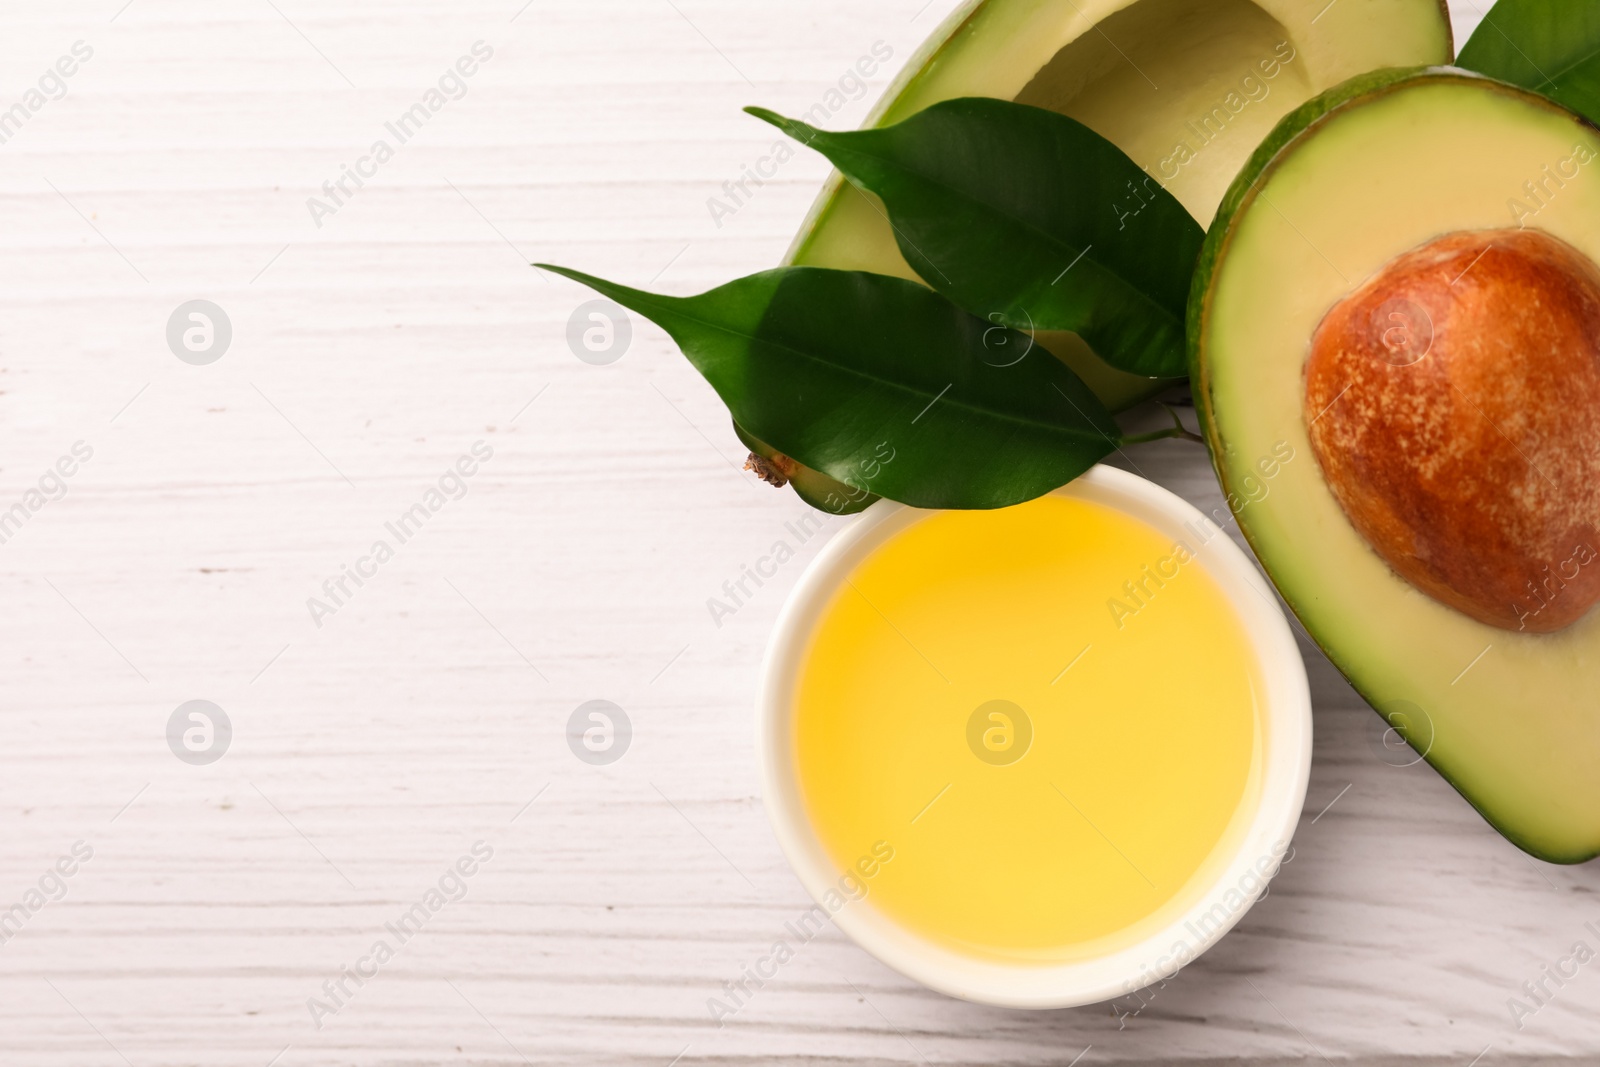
[8,1,1599,1064]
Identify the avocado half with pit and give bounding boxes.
[754,0,1452,511]
[1193,66,1600,862]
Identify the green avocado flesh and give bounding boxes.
[786,0,1452,413]
[1193,68,1600,862]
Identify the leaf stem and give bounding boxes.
[1121,426,1204,445]
[1119,402,1206,446]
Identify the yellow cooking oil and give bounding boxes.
[793,493,1263,962]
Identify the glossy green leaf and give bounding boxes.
[538,264,1121,510]
[1458,1,1600,123]
[747,98,1204,379]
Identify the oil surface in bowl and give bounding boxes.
[793,494,1263,961]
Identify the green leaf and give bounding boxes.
[1458,1,1600,123]
[746,98,1204,379]
[538,264,1121,510]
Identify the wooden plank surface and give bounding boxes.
[9,1,1600,1064]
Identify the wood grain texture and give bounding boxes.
[9,1,1600,1064]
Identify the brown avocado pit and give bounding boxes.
[1304,227,1600,633]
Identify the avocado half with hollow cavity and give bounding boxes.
[787,0,1451,410]
[753,0,1453,511]
[1192,66,1600,862]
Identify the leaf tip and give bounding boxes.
[535,262,597,288]
[743,105,817,145]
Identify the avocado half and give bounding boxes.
[1192,67,1600,862]
[785,0,1452,412]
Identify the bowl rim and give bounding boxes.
[755,465,1313,1009]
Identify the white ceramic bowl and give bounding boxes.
[757,465,1313,1008]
